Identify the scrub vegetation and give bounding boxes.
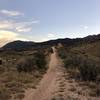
[0,48,51,100]
[58,41,100,97]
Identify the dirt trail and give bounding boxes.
[23,47,65,100]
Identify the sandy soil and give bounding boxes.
[23,47,99,100]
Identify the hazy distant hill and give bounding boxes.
[1,34,100,50]
[42,34,100,46]
[1,40,36,50]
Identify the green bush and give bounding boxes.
[16,57,36,72]
[16,51,47,72]
[79,58,99,81]
[64,57,74,68]
[63,54,81,69]
[58,47,67,59]
[0,86,11,100]
[60,50,100,81]
[34,52,46,69]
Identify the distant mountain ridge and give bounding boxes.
[1,34,100,50]
[1,41,36,50]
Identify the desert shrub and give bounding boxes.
[58,47,67,59]
[79,58,99,81]
[0,59,2,65]
[61,51,100,81]
[0,86,11,100]
[64,56,74,69]
[16,51,47,72]
[89,86,100,97]
[45,47,53,56]
[33,52,46,69]
[16,57,36,72]
[0,66,5,74]
[14,93,25,100]
[63,54,81,69]
[48,48,54,53]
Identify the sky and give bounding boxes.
[0,0,100,46]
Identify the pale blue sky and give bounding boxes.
[0,0,100,42]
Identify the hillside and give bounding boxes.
[1,34,100,51]
[1,41,36,50]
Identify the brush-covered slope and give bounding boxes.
[1,34,100,50]
[2,40,36,50]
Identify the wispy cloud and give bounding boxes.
[0,9,24,16]
[0,9,40,32]
[0,9,40,46]
[0,20,14,29]
[15,26,32,32]
[48,33,55,38]
[15,20,39,32]
[0,19,39,32]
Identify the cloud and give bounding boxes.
[0,9,40,46]
[15,20,39,32]
[0,30,29,47]
[15,26,32,32]
[0,10,24,16]
[0,20,14,29]
[0,19,39,32]
[48,33,55,38]
[0,9,39,33]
